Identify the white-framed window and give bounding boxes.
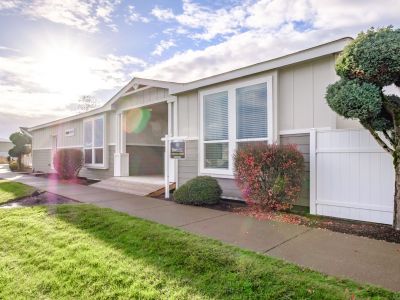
[84,115,105,167]
[199,76,273,177]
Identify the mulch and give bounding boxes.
[152,192,400,244]
[233,205,400,244]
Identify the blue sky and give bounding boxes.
[0,0,400,138]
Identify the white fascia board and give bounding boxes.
[170,37,352,95]
[28,107,109,132]
[28,78,181,132]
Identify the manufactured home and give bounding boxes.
[27,37,395,225]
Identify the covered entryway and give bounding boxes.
[110,82,178,196]
[310,129,394,224]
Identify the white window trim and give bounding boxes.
[83,114,107,169]
[199,76,273,177]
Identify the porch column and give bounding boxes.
[114,111,129,176]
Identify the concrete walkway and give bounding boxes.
[1,167,400,291]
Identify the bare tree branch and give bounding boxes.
[362,122,394,154]
[383,130,396,147]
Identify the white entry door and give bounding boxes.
[51,135,57,169]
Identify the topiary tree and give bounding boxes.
[8,132,31,171]
[326,27,400,229]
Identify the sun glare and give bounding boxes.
[34,42,94,96]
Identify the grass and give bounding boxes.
[0,205,398,299]
[0,179,35,204]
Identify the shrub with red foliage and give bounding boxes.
[53,149,84,180]
[234,143,304,211]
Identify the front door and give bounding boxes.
[50,135,57,169]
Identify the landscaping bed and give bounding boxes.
[0,204,397,299]
[233,205,400,244]
[31,173,99,186]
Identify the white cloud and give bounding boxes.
[152,39,176,56]
[0,0,121,32]
[0,0,21,10]
[125,5,150,24]
[151,5,175,21]
[0,52,146,119]
[142,0,400,81]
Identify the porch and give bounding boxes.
[112,93,177,195]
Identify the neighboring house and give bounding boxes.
[27,37,395,224]
[0,138,12,159]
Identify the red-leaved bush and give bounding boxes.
[234,143,304,211]
[53,149,84,179]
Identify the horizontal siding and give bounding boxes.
[0,142,12,153]
[280,133,310,207]
[32,146,115,180]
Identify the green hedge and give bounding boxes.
[173,176,222,205]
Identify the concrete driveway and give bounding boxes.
[1,167,400,291]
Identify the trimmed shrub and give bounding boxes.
[173,176,222,205]
[9,161,19,172]
[234,143,304,211]
[53,149,84,180]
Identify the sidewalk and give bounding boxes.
[1,166,400,291]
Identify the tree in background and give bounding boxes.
[8,132,31,170]
[326,27,400,229]
[78,95,97,113]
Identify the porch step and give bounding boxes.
[91,176,174,197]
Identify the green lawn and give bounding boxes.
[0,205,398,299]
[0,179,35,204]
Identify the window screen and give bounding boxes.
[236,82,268,139]
[94,118,104,147]
[84,121,93,148]
[204,143,229,169]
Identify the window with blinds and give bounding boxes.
[200,76,271,175]
[203,91,228,141]
[236,82,268,140]
[203,91,229,170]
[84,115,105,166]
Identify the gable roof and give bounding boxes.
[28,78,179,131]
[169,37,352,94]
[27,37,352,132]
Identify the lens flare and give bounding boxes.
[125,108,152,134]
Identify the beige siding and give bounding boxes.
[31,112,116,149]
[279,56,335,131]
[278,56,360,131]
[116,87,169,111]
[177,91,198,138]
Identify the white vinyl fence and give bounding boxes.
[310,129,394,224]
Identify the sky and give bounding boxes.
[0,0,400,139]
